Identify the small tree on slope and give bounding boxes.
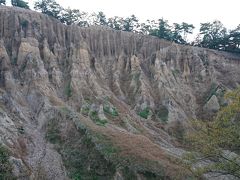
[184,88,240,178]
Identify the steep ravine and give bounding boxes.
[0,6,240,180]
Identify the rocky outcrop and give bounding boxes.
[0,6,240,179]
[204,95,220,112]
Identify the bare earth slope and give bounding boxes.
[0,6,240,180]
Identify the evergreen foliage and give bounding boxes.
[32,0,240,53]
[0,0,6,5]
[11,0,29,9]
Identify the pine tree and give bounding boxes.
[0,0,6,5]
[11,0,29,9]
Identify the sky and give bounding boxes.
[6,0,240,30]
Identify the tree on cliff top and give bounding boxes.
[93,11,108,26]
[0,0,6,5]
[227,25,240,53]
[149,18,172,41]
[34,0,62,19]
[122,15,139,32]
[171,22,195,44]
[197,20,227,49]
[184,88,240,178]
[11,0,29,9]
[32,0,239,53]
[60,8,81,25]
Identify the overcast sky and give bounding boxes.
[9,0,239,30]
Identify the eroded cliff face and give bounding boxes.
[0,6,240,180]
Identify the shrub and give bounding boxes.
[172,69,180,79]
[81,105,90,116]
[205,83,218,102]
[11,57,17,65]
[65,81,72,97]
[103,105,110,114]
[17,126,25,134]
[111,107,118,116]
[59,130,116,179]
[157,106,169,123]
[138,107,150,119]
[12,0,30,9]
[184,88,240,178]
[0,145,15,180]
[89,111,107,126]
[103,105,118,117]
[45,119,62,144]
[20,20,28,28]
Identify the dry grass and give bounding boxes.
[78,114,189,178]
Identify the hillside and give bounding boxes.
[0,6,240,179]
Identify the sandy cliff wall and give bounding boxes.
[0,6,240,180]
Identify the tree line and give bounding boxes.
[0,0,240,53]
[0,0,30,9]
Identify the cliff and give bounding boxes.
[0,6,240,180]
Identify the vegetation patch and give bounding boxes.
[183,88,240,178]
[11,57,17,65]
[140,171,157,179]
[204,83,218,103]
[0,145,15,180]
[20,19,29,28]
[121,167,138,180]
[65,81,72,98]
[116,156,167,180]
[103,105,119,117]
[93,134,120,159]
[204,83,226,106]
[80,104,90,116]
[197,74,203,81]
[45,108,184,179]
[20,61,27,72]
[132,73,141,82]
[172,69,180,79]
[17,126,25,134]
[138,107,150,119]
[60,106,71,114]
[157,106,169,123]
[168,121,185,143]
[45,118,62,144]
[60,132,117,179]
[44,111,117,179]
[89,110,108,126]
